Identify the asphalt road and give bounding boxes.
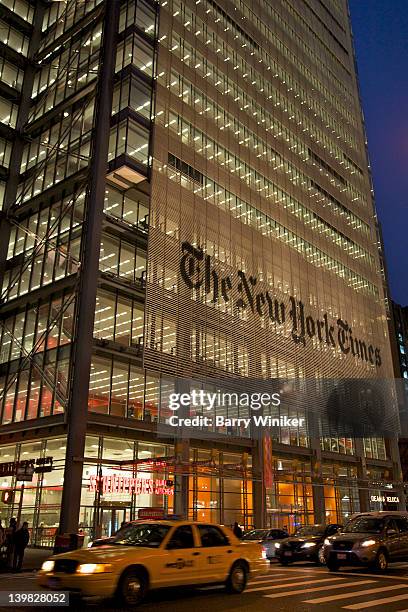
[3,562,408,611]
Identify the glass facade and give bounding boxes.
[0,0,404,544]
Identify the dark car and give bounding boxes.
[324,511,408,572]
[277,523,342,565]
[242,528,289,561]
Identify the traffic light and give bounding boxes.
[1,489,14,504]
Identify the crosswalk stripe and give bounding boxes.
[251,573,287,580]
[263,579,374,599]
[246,576,345,593]
[304,583,408,604]
[343,592,408,609]
[280,567,408,581]
[3,573,36,579]
[250,575,326,586]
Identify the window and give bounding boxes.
[395,518,408,533]
[197,525,229,547]
[271,529,288,539]
[119,0,156,37]
[108,119,150,167]
[0,137,12,168]
[112,75,152,119]
[0,96,18,128]
[0,0,34,23]
[112,523,170,547]
[0,57,24,90]
[167,525,195,549]
[98,234,146,284]
[115,33,154,76]
[387,519,399,533]
[326,524,341,536]
[344,517,384,534]
[0,18,29,55]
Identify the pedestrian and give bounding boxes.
[6,517,17,570]
[13,521,30,572]
[233,521,243,538]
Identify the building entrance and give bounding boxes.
[99,503,132,537]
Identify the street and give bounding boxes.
[3,563,408,611]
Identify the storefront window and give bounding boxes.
[322,463,360,524]
[0,439,65,546]
[0,445,18,525]
[266,458,314,531]
[79,437,174,540]
[367,466,398,512]
[188,449,252,528]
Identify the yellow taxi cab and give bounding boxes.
[37,520,268,606]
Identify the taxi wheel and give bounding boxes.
[226,561,248,594]
[117,567,148,607]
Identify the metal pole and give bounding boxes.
[59,0,120,534]
[16,483,25,527]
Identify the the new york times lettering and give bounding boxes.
[180,241,381,368]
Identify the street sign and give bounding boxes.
[138,507,165,520]
[16,464,34,481]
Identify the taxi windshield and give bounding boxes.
[344,517,385,534]
[242,530,268,541]
[111,523,171,547]
[294,526,324,537]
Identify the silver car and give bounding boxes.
[242,528,289,561]
[324,512,408,572]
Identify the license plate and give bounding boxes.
[284,551,292,557]
[47,577,61,589]
[337,553,347,560]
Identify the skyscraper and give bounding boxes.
[0,0,403,544]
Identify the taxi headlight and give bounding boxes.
[274,542,280,549]
[301,542,316,549]
[361,539,376,548]
[77,563,112,574]
[41,560,55,572]
[324,538,331,546]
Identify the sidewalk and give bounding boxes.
[0,547,52,573]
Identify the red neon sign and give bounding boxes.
[89,474,174,496]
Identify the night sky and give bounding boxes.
[349,0,408,305]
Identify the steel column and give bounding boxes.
[59,0,120,534]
